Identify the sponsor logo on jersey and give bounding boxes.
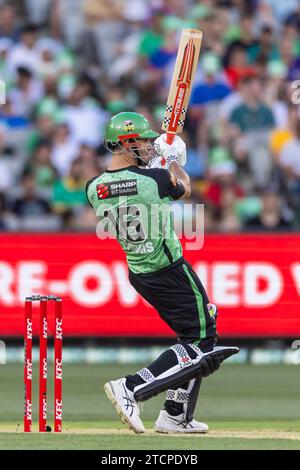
[97,184,110,199]
[97,180,138,199]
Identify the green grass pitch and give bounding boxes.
[0,362,299,450]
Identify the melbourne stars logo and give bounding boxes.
[124,120,134,132]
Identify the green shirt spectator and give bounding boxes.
[138,11,164,58]
[230,103,275,132]
[25,141,57,191]
[138,30,164,58]
[52,178,86,210]
[52,158,87,213]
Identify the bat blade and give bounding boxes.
[162,29,203,144]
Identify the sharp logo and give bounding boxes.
[97,180,138,199]
[111,182,136,190]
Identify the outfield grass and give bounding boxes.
[0,363,299,449]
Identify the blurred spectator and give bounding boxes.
[279,117,300,180]
[0,38,13,84]
[218,186,242,232]
[52,157,88,215]
[68,205,99,231]
[77,143,100,180]
[25,0,52,26]
[109,17,144,81]
[26,141,57,192]
[181,131,205,180]
[51,123,79,177]
[0,2,20,42]
[0,97,31,132]
[280,36,300,80]
[83,0,125,69]
[279,117,300,206]
[218,76,246,136]
[10,172,52,218]
[248,25,279,64]
[104,86,129,115]
[26,113,56,154]
[9,66,43,117]
[264,60,289,127]
[0,191,7,230]
[190,53,232,106]
[226,13,256,51]
[245,187,293,231]
[228,77,275,187]
[224,44,256,89]
[265,0,299,24]
[35,37,64,81]
[7,24,40,77]
[285,2,300,32]
[229,77,275,133]
[63,83,107,147]
[270,104,298,160]
[52,0,85,51]
[138,10,164,61]
[0,126,13,191]
[202,147,245,216]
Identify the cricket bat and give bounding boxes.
[162,29,203,145]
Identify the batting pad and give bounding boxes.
[134,346,239,402]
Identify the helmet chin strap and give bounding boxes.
[135,151,148,167]
[122,138,155,167]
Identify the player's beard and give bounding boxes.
[121,139,158,167]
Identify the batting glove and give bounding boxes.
[154,134,187,167]
[200,354,221,377]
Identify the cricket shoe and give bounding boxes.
[104,378,145,434]
[154,410,209,434]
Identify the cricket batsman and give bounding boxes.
[86,112,238,434]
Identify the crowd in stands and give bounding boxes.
[0,0,300,233]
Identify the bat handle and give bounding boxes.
[166,133,175,145]
[161,132,176,166]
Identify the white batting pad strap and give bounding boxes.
[171,344,193,368]
[189,343,202,355]
[136,368,155,383]
[166,388,190,403]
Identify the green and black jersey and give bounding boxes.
[86,166,185,274]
